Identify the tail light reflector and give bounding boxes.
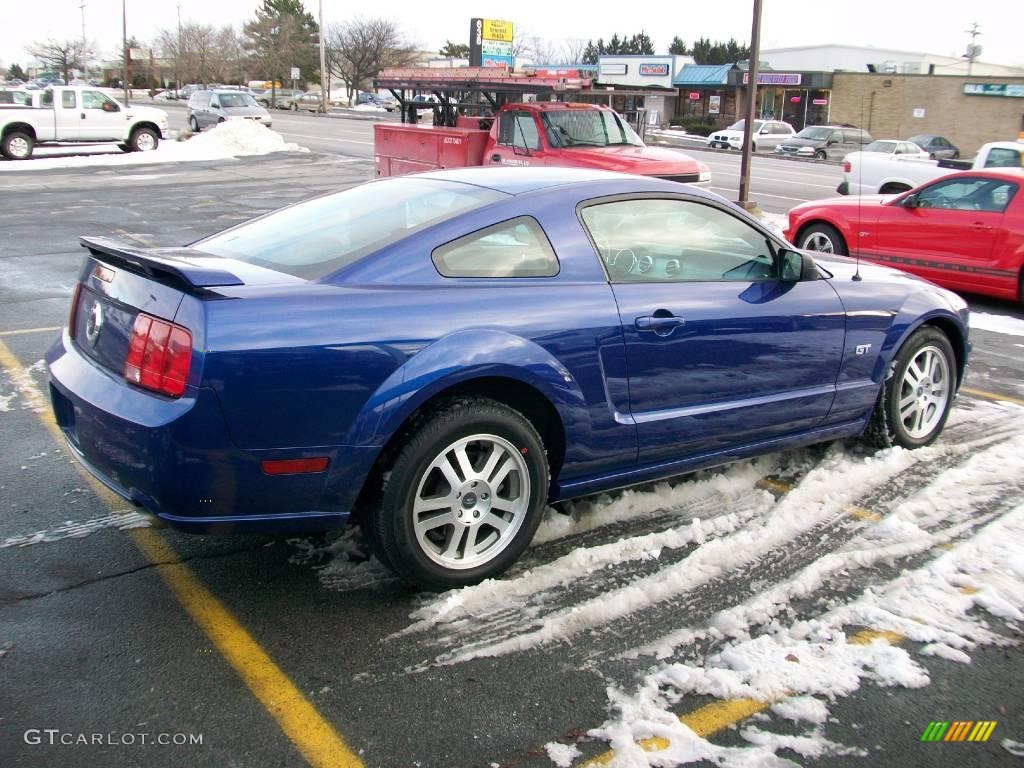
[68,283,82,336]
[843,161,851,173]
[124,313,192,397]
[261,457,330,475]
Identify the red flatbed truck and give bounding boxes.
[372,68,711,185]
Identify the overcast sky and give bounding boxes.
[2,0,1019,69]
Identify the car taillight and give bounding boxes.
[124,313,192,398]
[843,161,851,173]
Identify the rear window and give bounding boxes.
[194,178,508,279]
[432,217,559,278]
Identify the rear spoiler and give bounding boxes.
[80,236,244,289]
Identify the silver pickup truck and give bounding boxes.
[0,86,169,160]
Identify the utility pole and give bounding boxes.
[79,0,87,80]
[737,0,762,210]
[319,0,327,114]
[965,22,981,76]
[176,3,183,91]
[122,0,129,105]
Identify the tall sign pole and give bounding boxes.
[319,0,328,113]
[737,0,762,209]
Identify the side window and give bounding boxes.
[498,112,541,150]
[41,90,53,107]
[82,90,115,111]
[916,177,1017,212]
[432,217,559,278]
[61,91,76,108]
[984,148,1022,168]
[580,199,777,283]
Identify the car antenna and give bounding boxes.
[853,95,864,281]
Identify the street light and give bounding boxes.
[122,0,129,105]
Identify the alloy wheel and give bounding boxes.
[897,345,951,439]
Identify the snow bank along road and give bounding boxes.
[1,156,1023,768]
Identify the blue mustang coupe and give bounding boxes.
[46,168,969,589]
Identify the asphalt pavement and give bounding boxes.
[1,135,1022,768]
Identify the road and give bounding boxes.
[152,101,844,214]
[1,130,1023,768]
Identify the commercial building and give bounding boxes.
[761,44,1024,78]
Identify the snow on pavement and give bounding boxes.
[970,311,1024,337]
[0,120,308,172]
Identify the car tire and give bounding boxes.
[863,327,956,449]
[1,130,34,160]
[952,151,960,160]
[813,149,827,160]
[188,115,200,132]
[929,153,936,160]
[290,103,298,111]
[798,222,848,255]
[751,142,757,152]
[369,396,549,591]
[128,127,159,152]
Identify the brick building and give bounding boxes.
[829,73,1024,155]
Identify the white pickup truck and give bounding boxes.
[838,140,1023,195]
[0,86,170,160]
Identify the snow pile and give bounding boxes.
[544,741,581,767]
[0,120,308,172]
[351,103,389,113]
[970,311,1024,337]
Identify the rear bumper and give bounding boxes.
[46,330,371,534]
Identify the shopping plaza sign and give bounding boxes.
[470,18,514,68]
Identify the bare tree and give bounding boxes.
[561,38,588,66]
[26,39,88,84]
[326,18,417,100]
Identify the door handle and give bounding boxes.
[490,154,501,163]
[969,222,992,231]
[80,113,86,119]
[636,313,685,335]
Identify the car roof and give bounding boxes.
[414,166,717,198]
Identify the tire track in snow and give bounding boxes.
[397,403,1021,669]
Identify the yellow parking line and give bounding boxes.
[962,386,1024,407]
[579,627,907,766]
[755,477,793,495]
[0,339,363,768]
[846,505,883,523]
[0,326,63,338]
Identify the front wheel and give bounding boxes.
[1,130,34,160]
[814,149,827,160]
[368,397,549,591]
[188,115,200,132]
[798,222,848,255]
[864,327,956,449]
[290,103,298,111]
[129,127,158,152]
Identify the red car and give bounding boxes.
[786,168,1024,304]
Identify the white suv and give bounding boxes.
[707,119,796,152]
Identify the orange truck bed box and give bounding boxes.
[374,123,490,178]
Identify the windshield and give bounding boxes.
[194,178,508,279]
[726,120,764,132]
[541,109,644,148]
[218,93,258,108]
[795,127,833,140]
[864,141,898,153]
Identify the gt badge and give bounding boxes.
[855,343,872,355]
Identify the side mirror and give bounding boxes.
[210,102,220,109]
[827,140,836,146]
[102,102,119,112]
[780,249,804,282]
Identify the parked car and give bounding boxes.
[252,88,300,108]
[775,125,873,160]
[706,119,795,152]
[46,167,969,590]
[186,89,272,131]
[908,134,960,160]
[787,168,1024,304]
[838,140,1023,195]
[356,91,397,111]
[859,140,930,159]
[283,91,324,112]
[1,86,168,159]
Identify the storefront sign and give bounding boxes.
[790,96,801,103]
[482,40,513,56]
[639,63,669,76]
[913,107,926,118]
[743,72,802,86]
[688,92,700,100]
[600,63,628,76]
[812,98,828,105]
[709,95,721,114]
[963,83,1024,98]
